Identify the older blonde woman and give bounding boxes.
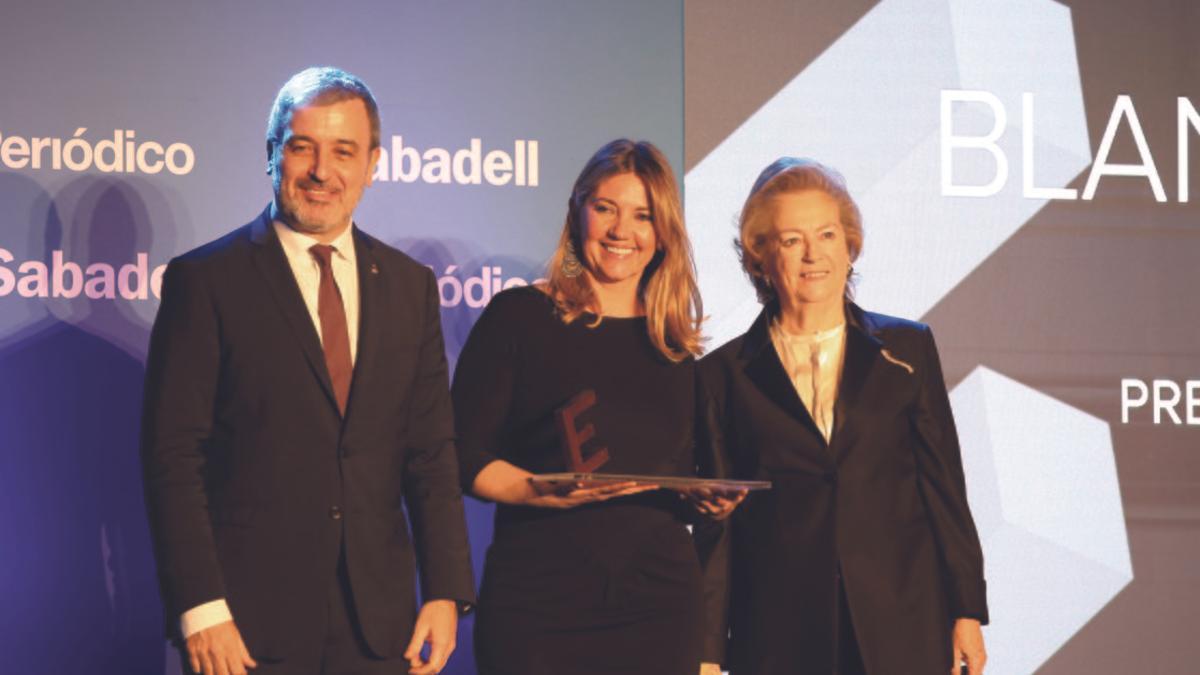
[698,158,989,675]
[453,140,723,674]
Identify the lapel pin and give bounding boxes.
[880,348,915,374]
[370,263,380,275]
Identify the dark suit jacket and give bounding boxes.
[697,302,987,675]
[140,207,476,660]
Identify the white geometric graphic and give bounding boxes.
[952,367,1132,675]
[687,0,1091,346]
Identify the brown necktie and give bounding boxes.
[309,244,352,416]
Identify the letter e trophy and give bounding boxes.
[537,389,771,495]
[555,389,610,472]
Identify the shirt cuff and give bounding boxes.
[180,598,233,638]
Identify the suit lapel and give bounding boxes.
[739,307,828,446]
[830,304,884,461]
[344,228,385,423]
[248,208,340,414]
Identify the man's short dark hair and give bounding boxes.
[266,66,381,154]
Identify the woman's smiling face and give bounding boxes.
[579,172,658,295]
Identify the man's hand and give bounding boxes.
[952,618,986,675]
[185,620,257,675]
[700,662,723,675]
[404,599,458,675]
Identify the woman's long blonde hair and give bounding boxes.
[543,139,703,362]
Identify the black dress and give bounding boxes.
[452,286,705,675]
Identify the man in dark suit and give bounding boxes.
[141,67,475,675]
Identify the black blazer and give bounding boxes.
[140,208,476,659]
[698,302,987,675]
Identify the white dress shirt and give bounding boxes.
[769,320,847,443]
[272,220,361,365]
[179,220,361,639]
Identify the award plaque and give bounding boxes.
[536,389,772,496]
[529,472,772,496]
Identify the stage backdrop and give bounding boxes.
[0,2,681,674]
[1,1,1196,674]
[686,1,1198,674]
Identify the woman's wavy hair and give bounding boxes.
[734,157,864,304]
[543,139,703,361]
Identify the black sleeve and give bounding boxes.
[139,258,226,624]
[693,359,732,665]
[911,326,989,624]
[401,265,477,606]
[451,290,523,494]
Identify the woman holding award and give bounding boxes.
[452,140,723,674]
[698,158,989,675]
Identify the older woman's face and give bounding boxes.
[764,189,850,312]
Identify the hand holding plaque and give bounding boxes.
[515,389,657,509]
[529,389,770,508]
[526,475,659,509]
[681,485,748,520]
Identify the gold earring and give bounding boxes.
[562,239,583,278]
